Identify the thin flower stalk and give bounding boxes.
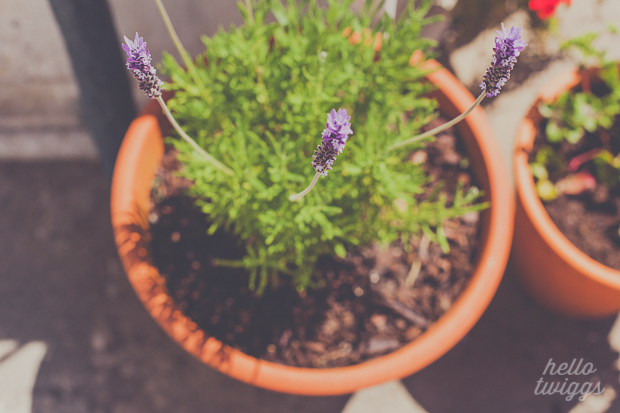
[290,108,353,202]
[123,33,232,175]
[387,90,486,152]
[153,0,203,86]
[388,23,526,152]
[289,173,320,202]
[156,97,233,175]
[244,0,255,24]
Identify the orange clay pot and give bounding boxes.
[513,67,620,318]
[111,60,513,395]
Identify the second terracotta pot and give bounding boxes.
[512,67,620,318]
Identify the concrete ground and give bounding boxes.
[0,161,620,413]
[2,0,620,412]
[1,162,619,412]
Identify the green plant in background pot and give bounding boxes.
[531,31,620,234]
[531,33,620,206]
[512,28,620,319]
[114,0,519,393]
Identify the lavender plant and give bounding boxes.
[123,0,524,292]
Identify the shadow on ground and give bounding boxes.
[404,267,620,413]
[1,161,618,412]
[0,162,349,413]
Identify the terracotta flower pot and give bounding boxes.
[512,67,620,318]
[111,60,513,395]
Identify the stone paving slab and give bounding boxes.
[0,341,47,413]
[342,381,426,413]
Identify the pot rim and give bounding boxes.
[111,59,513,395]
[514,66,620,290]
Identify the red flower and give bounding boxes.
[528,0,571,19]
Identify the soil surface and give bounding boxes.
[148,119,483,368]
[545,194,620,269]
[531,112,620,270]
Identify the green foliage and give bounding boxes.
[160,0,485,293]
[534,31,620,199]
[540,32,620,145]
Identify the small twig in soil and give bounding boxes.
[379,298,430,329]
[418,234,430,262]
[405,259,422,288]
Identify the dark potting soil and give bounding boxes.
[531,115,620,271]
[148,118,482,368]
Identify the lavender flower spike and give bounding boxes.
[121,33,231,174]
[313,109,353,176]
[388,24,524,152]
[122,33,164,99]
[479,23,528,98]
[290,109,353,202]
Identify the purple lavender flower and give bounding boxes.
[479,24,528,97]
[323,109,353,153]
[312,109,353,176]
[325,108,353,137]
[122,33,164,99]
[312,140,339,177]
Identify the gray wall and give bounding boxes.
[0,0,245,129]
[1,0,394,132]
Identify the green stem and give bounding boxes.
[245,0,254,24]
[156,97,233,175]
[213,259,246,268]
[153,0,202,86]
[313,52,327,117]
[387,90,486,152]
[214,259,294,279]
[289,172,320,202]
